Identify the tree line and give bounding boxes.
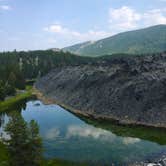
[0,50,92,101]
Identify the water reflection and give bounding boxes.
[80,116,166,145]
[66,124,141,145]
[66,125,116,141]
[2,111,42,166]
[0,100,166,165]
[45,127,60,140]
[0,113,7,139]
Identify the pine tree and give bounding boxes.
[4,112,42,166]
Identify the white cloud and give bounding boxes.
[122,137,140,145]
[66,125,116,142]
[66,125,140,145]
[142,9,166,26]
[109,6,166,32]
[0,5,11,10]
[42,6,166,48]
[45,127,60,140]
[44,6,166,46]
[43,24,111,41]
[109,6,141,30]
[44,24,66,33]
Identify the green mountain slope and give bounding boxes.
[63,25,166,57]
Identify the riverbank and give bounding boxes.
[34,86,166,130]
[34,88,166,144]
[0,86,35,112]
[1,88,166,166]
[33,88,166,166]
[35,53,166,128]
[0,87,88,166]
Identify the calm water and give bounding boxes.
[0,100,166,165]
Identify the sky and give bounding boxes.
[0,0,166,51]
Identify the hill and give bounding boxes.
[36,52,166,128]
[63,25,166,57]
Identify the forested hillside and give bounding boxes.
[0,50,91,100]
[63,25,166,57]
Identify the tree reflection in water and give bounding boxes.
[3,111,42,166]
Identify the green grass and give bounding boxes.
[0,86,35,113]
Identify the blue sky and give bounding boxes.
[0,0,166,51]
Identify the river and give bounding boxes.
[0,99,166,165]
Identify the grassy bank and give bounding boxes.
[0,86,34,113]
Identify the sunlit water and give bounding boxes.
[0,100,166,165]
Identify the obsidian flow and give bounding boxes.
[36,52,166,128]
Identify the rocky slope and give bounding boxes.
[35,52,166,128]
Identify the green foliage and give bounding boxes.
[4,112,42,166]
[0,142,10,166]
[0,49,92,100]
[0,86,33,112]
[0,81,6,100]
[63,25,166,57]
[28,120,43,165]
[0,81,15,101]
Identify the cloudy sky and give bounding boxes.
[0,0,166,51]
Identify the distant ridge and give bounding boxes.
[62,25,166,57]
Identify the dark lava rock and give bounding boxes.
[35,53,166,128]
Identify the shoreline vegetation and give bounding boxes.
[0,86,88,166]
[0,86,34,113]
[0,86,166,165]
